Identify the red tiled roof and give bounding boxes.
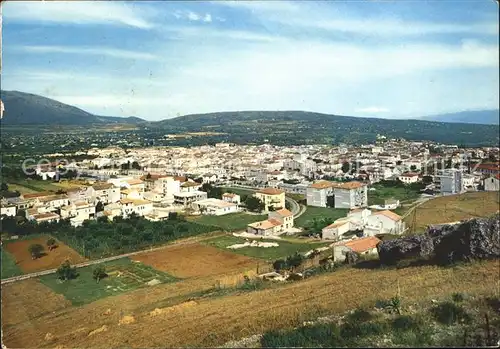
[343,236,382,253]
[257,188,284,195]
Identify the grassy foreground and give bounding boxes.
[2,259,498,348]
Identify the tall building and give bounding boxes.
[434,169,463,195]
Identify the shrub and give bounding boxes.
[391,315,423,332]
[375,299,392,310]
[431,301,472,325]
[346,308,373,323]
[452,292,465,303]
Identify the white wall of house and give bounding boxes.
[484,176,500,191]
[366,215,404,235]
[0,206,16,217]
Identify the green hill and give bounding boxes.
[0,90,145,125]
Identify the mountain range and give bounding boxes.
[418,110,499,125]
[0,90,145,125]
[1,90,498,146]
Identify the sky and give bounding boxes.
[2,0,499,120]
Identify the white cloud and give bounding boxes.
[17,45,160,61]
[214,1,498,37]
[355,107,390,113]
[187,11,200,21]
[204,14,212,23]
[3,1,154,29]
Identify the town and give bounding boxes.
[2,137,499,244]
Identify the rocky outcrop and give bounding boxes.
[433,214,500,265]
[377,235,434,265]
[377,214,500,266]
[344,251,359,265]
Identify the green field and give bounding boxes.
[39,258,178,306]
[368,184,421,206]
[220,187,254,198]
[295,207,349,228]
[203,235,329,261]
[187,212,267,232]
[1,248,23,279]
[8,179,64,193]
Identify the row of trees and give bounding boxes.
[3,213,219,259]
[272,252,305,272]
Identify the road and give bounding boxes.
[1,232,224,285]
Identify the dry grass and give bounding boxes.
[3,259,498,348]
[131,243,260,278]
[1,279,71,328]
[4,235,86,273]
[405,191,500,232]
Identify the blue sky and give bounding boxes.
[2,0,499,120]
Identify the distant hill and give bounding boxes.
[154,110,499,147]
[0,90,146,125]
[418,110,499,125]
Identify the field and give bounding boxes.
[368,184,421,206]
[132,243,259,278]
[405,191,500,232]
[1,279,72,328]
[7,179,86,194]
[39,258,178,306]
[2,258,498,348]
[294,206,349,228]
[1,248,23,279]
[3,235,86,274]
[187,212,267,232]
[203,235,329,260]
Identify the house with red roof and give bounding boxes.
[247,208,294,236]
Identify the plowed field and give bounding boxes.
[4,236,86,273]
[132,243,260,278]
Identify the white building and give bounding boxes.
[365,210,405,236]
[222,193,241,205]
[398,173,420,184]
[332,236,382,262]
[434,169,464,195]
[484,174,500,191]
[0,205,16,217]
[306,180,368,209]
[120,199,154,217]
[192,198,238,216]
[174,191,208,207]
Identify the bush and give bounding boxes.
[452,292,465,303]
[431,301,472,325]
[346,308,373,323]
[391,315,423,332]
[340,321,388,339]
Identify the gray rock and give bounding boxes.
[378,214,500,265]
[344,250,359,265]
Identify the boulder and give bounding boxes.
[433,214,500,265]
[377,235,434,265]
[378,214,500,266]
[344,251,359,265]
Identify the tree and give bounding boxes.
[1,183,8,191]
[95,201,104,212]
[46,238,57,251]
[410,165,417,171]
[28,244,44,260]
[273,259,287,272]
[245,196,265,212]
[146,172,152,180]
[422,175,433,185]
[285,253,304,271]
[92,265,107,283]
[57,260,78,281]
[341,162,350,173]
